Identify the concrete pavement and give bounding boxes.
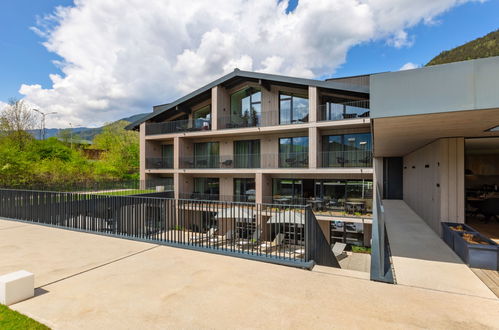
[1,218,498,329]
[383,200,496,299]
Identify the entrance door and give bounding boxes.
[383,157,403,199]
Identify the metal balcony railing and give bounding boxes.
[180,152,309,169]
[146,157,174,169]
[145,118,211,135]
[320,150,372,168]
[318,100,370,121]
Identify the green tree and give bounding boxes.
[0,98,37,150]
[93,120,139,179]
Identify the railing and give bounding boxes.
[320,150,372,168]
[218,111,309,130]
[265,196,373,217]
[179,193,255,203]
[146,157,174,169]
[145,119,211,135]
[0,179,173,194]
[370,184,394,283]
[318,100,370,121]
[0,188,339,268]
[180,153,309,169]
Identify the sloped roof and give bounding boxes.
[126,69,370,130]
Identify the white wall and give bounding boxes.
[371,56,499,119]
[403,138,465,234]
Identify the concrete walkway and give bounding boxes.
[383,200,496,299]
[1,218,499,329]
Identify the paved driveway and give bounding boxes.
[1,219,498,329]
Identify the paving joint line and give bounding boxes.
[38,245,160,288]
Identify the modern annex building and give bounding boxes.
[128,56,499,281]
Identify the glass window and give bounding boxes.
[320,96,369,121]
[279,92,309,124]
[272,179,303,205]
[230,87,262,127]
[194,142,219,168]
[234,178,256,202]
[279,136,309,168]
[193,178,219,200]
[234,140,260,168]
[193,105,211,129]
[322,133,371,167]
[161,144,173,168]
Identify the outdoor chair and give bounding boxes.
[332,242,347,260]
[260,233,285,253]
[189,227,216,244]
[358,111,370,118]
[237,230,262,249]
[221,159,233,168]
[209,229,235,246]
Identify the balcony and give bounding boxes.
[218,111,308,130]
[320,150,372,168]
[145,118,211,135]
[180,152,309,169]
[318,100,370,122]
[146,157,174,169]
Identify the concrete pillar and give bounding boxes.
[173,137,181,169]
[308,86,318,122]
[219,176,233,201]
[139,123,146,182]
[309,127,318,169]
[256,173,272,204]
[211,86,219,130]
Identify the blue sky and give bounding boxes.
[0,0,498,126]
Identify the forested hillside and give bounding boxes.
[427,29,499,66]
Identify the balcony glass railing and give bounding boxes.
[145,118,211,135]
[218,111,309,130]
[320,150,372,168]
[145,157,174,169]
[318,100,369,121]
[180,153,309,169]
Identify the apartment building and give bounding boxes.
[127,70,374,247]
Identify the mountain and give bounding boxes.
[30,113,148,141]
[426,29,499,66]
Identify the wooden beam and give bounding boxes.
[259,79,271,92]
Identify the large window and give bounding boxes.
[320,96,369,121]
[272,179,304,205]
[234,140,260,168]
[234,178,256,202]
[161,144,174,168]
[279,92,309,124]
[322,133,371,167]
[229,87,261,128]
[193,105,211,129]
[279,136,309,168]
[194,142,219,168]
[193,178,219,200]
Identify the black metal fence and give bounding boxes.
[0,189,337,268]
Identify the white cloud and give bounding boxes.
[17,0,481,127]
[399,62,419,70]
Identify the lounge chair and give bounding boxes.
[209,229,235,246]
[260,233,285,252]
[332,242,347,260]
[237,230,262,249]
[189,227,216,244]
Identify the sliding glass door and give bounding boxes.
[234,178,256,202]
[279,136,309,168]
[161,144,174,168]
[194,142,219,168]
[193,178,220,200]
[322,133,371,167]
[234,140,260,168]
[279,92,309,124]
[229,87,262,127]
[193,105,211,129]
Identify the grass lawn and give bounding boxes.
[0,304,50,330]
